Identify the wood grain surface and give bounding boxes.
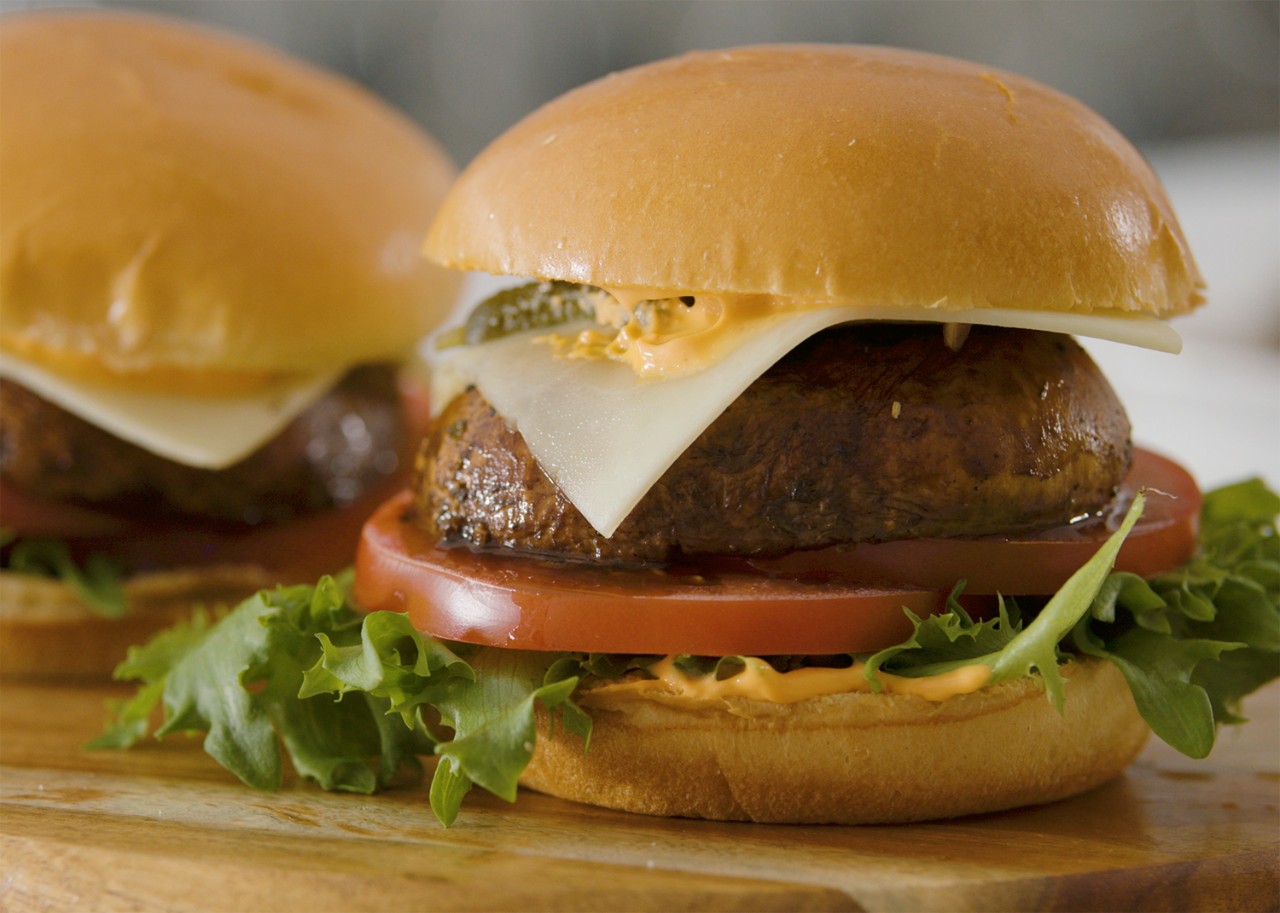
[1,678,1277,912]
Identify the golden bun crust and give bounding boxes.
[428,44,1201,318]
[522,658,1149,823]
[0,566,277,679]
[0,10,459,383]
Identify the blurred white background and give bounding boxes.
[2,0,1276,486]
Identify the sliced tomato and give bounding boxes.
[354,492,948,655]
[1,472,408,583]
[0,480,130,539]
[352,448,1200,656]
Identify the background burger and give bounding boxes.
[103,45,1278,827]
[0,10,459,677]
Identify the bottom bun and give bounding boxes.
[0,566,278,679]
[522,658,1149,824]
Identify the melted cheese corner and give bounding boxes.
[0,349,342,470]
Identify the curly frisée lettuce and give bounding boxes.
[95,481,1280,826]
[91,571,593,825]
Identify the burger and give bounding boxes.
[0,11,459,677]
[101,45,1278,827]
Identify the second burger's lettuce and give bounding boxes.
[95,480,1280,826]
[0,531,127,618]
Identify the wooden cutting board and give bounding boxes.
[2,678,1277,912]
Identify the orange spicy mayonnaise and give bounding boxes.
[531,288,1184,381]
[540,288,794,378]
[594,655,994,704]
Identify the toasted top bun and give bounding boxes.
[0,11,459,388]
[427,44,1202,318]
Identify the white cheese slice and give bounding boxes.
[0,350,342,470]
[433,305,1181,538]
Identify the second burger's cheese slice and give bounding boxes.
[434,303,1181,539]
[0,349,342,470]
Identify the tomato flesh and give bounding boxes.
[355,494,947,655]
[1,473,409,583]
[352,448,1201,656]
[0,480,130,539]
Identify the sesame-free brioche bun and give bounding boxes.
[0,10,459,388]
[426,44,1201,318]
[523,657,1149,823]
[0,11,453,677]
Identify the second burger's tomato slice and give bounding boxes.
[1,473,407,584]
